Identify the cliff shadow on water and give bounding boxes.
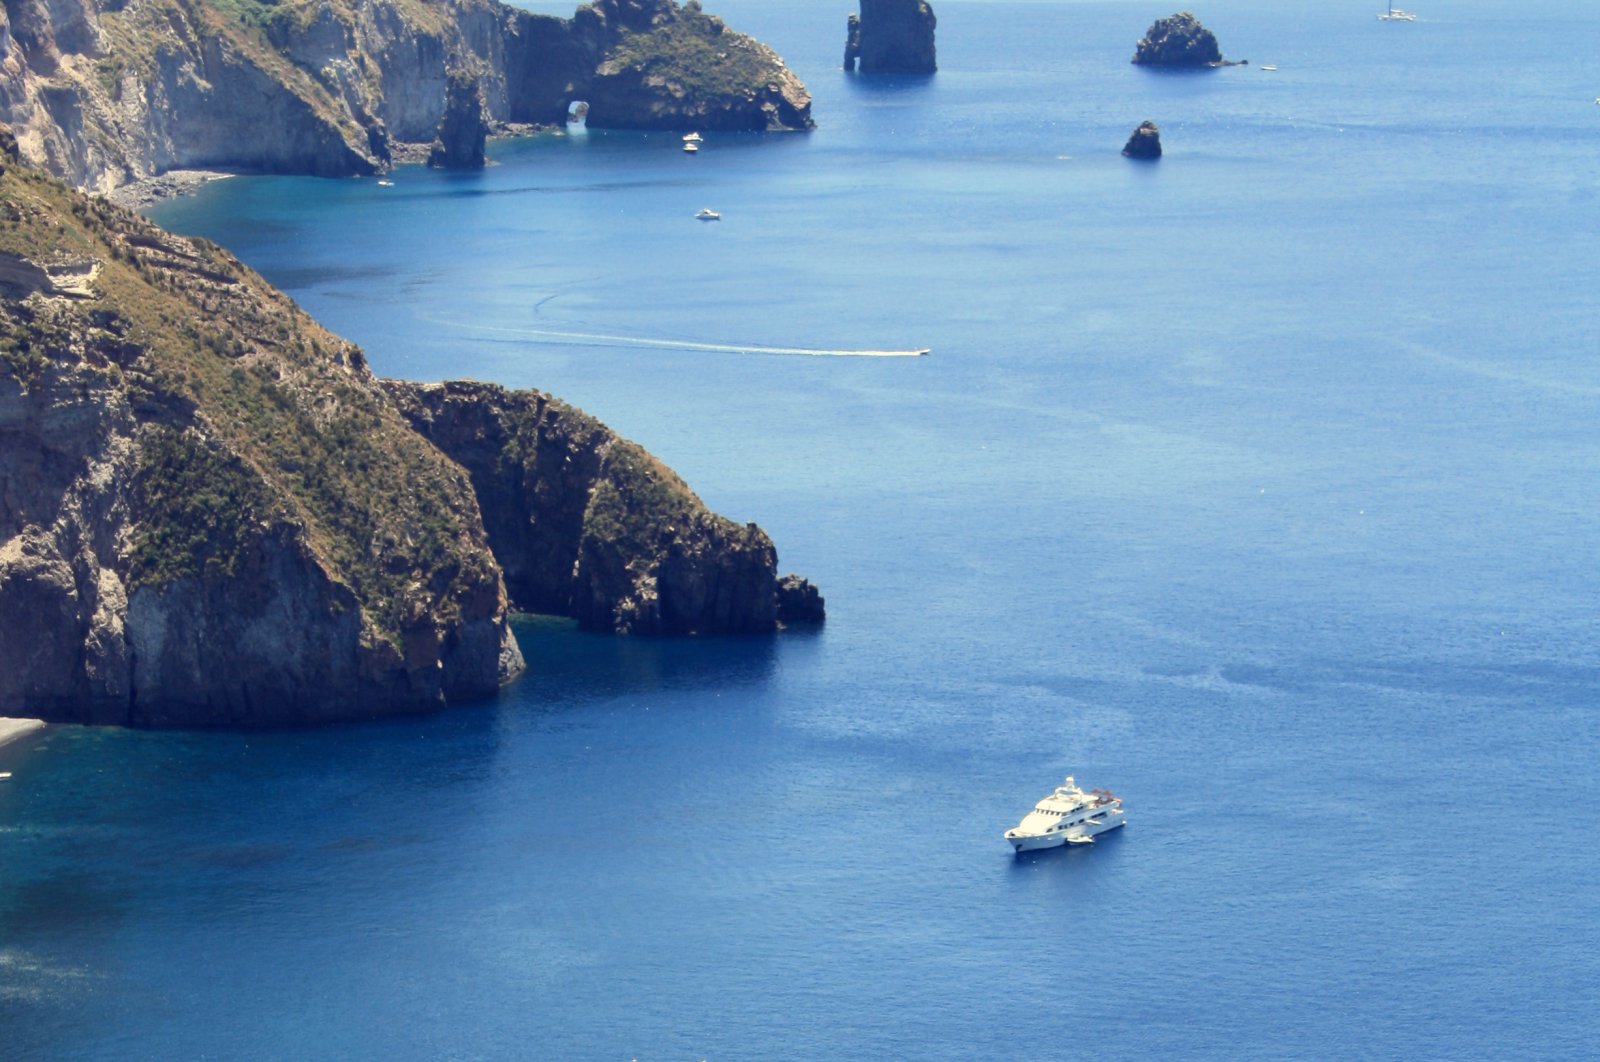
[509,613,789,708]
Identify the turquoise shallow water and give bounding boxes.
[5,1,1600,1057]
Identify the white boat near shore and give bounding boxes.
[1004,775,1126,853]
[1378,5,1417,20]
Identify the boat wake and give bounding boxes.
[425,317,930,358]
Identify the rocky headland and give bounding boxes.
[0,0,813,195]
[1131,12,1236,68]
[0,141,820,727]
[844,0,937,74]
[386,379,823,635]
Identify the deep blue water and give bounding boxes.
[5,1,1600,1056]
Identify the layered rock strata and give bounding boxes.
[1131,12,1225,67]
[1122,120,1161,158]
[844,0,936,74]
[0,0,813,194]
[0,148,819,727]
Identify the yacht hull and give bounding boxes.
[1006,814,1126,854]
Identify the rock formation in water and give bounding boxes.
[844,0,937,74]
[428,72,489,169]
[0,145,820,726]
[1122,120,1161,158]
[0,0,813,194]
[386,380,824,634]
[1131,12,1227,67]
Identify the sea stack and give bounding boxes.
[1132,11,1225,67]
[845,0,937,74]
[428,72,488,169]
[1122,121,1162,159]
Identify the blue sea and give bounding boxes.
[4,0,1599,1056]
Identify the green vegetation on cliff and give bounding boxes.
[128,427,274,588]
[603,2,793,104]
[584,440,703,560]
[0,161,496,642]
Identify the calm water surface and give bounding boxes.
[4,1,1599,1057]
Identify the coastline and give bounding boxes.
[103,123,556,209]
[105,169,236,210]
[0,717,45,751]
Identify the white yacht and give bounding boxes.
[683,131,704,143]
[683,141,700,154]
[1004,775,1126,853]
[1378,6,1416,20]
[694,208,721,220]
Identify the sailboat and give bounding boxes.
[1378,4,1416,20]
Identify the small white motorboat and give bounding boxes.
[377,179,394,187]
[1260,64,1278,71]
[683,131,704,143]
[683,142,699,154]
[694,208,721,221]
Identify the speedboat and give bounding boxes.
[1004,775,1126,853]
[1260,64,1278,71]
[376,179,394,187]
[694,208,720,221]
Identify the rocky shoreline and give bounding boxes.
[105,124,559,209]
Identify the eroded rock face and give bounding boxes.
[1122,120,1162,158]
[0,158,524,725]
[1132,11,1223,67]
[0,0,812,194]
[428,73,488,169]
[385,380,819,635]
[847,0,937,74]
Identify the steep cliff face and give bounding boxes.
[0,0,812,193]
[385,380,822,635]
[845,0,936,75]
[427,69,487,168]
[0,150,523,724]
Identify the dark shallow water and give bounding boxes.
[5,1,1600,1057]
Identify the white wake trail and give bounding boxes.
[431,318,929,358]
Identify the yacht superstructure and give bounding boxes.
[1004,775,1126,853]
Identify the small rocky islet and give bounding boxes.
[1131,11,1238,68]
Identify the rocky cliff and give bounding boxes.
[844,0,936,74]
[0,146,818,727]
[386,379,823,635]
[428,69,487,168]
[0,0,812,194]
